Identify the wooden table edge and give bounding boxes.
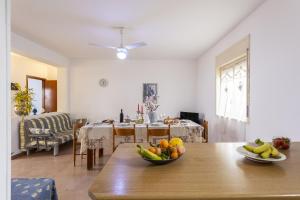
[88,191,300,200]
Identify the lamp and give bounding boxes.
[116,48,128,60]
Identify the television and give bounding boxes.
[180,112,201,124]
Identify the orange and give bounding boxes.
[148,147,156,154]
[170,147,177,153]
[159,139,169,149]
[171,151,179,159]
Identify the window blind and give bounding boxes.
[216,35,250,67]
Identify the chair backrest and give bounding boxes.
[74,118,87,126]
[113,124,136,136]
[73,118,87,140]
[147,124,171,142]
[112,124,136,151]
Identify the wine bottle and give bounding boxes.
[120,109,124,123]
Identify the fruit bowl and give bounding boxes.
[273,137,290,149]
[237,146,286,163]
[237,138,287,163]
[137,138,185,165]
[142,156,181,165]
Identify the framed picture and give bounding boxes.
[143,83,158,103]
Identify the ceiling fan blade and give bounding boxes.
[125,42,147,49]
[89,43,117,49]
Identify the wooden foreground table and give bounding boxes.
[89,143,300,200]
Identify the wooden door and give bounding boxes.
[45,80,57,112]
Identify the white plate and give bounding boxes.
[118,123,130,126]
[150,122,163,126]
[236,146,287,163]
[180,120,189,123]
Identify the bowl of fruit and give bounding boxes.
[237,138,287,163]
[273,137,290,150]
[137,138,185,165]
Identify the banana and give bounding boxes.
[137,149,143,156]
[255,138,264,146]
[137,144,162,160]
[253,143,271,154]
[260,147,272,159]
[271,146,280,158]
[243,145,255,152]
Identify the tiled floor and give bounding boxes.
[11,142,110,200]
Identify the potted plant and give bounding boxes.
[13,83,34,150]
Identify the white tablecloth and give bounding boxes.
[78,120,204,155]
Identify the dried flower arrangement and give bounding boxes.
[144,99,159,112]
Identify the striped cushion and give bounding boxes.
[61,113,72,130]
[54,131,74,144]
[52,115,63,133]
[29,128,52,135]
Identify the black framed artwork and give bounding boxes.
[143,83,158,103]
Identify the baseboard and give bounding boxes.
[11,151,26,160]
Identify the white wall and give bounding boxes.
[11,32,69,67]
[196,0,300,142]
[70,60,197,121]
[11,53,58,87]
[57,67,70,112]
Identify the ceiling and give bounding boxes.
[12,0,264,60]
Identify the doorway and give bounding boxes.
[26,75,57,114]
[26,75,45,115]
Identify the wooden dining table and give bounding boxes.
[79,121,203,170]
[89,142,300,200]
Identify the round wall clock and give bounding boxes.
[99,78,108,87]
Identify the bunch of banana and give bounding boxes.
[243,139,280,159]
[137,144,162,160]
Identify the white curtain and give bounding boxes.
[215,59,247,142]
[214,117,246,142]
[214,36,249,142]
[217,59,247,122]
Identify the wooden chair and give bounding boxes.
[202,120,208,143]
[73,118,87,166]
[147,124,171,143]
[112,124,136,152]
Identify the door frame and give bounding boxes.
[0,0,11,199]
[26,75,46,110]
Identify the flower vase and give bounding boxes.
[19,115,26,151]
[148,111,157,123]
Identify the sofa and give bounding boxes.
[22,112,74,156]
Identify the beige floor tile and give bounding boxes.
[12,142,110,200]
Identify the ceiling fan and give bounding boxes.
[89,27,147,60]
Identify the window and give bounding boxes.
[216,36,249,122]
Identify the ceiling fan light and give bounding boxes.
[116,48,127,60]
